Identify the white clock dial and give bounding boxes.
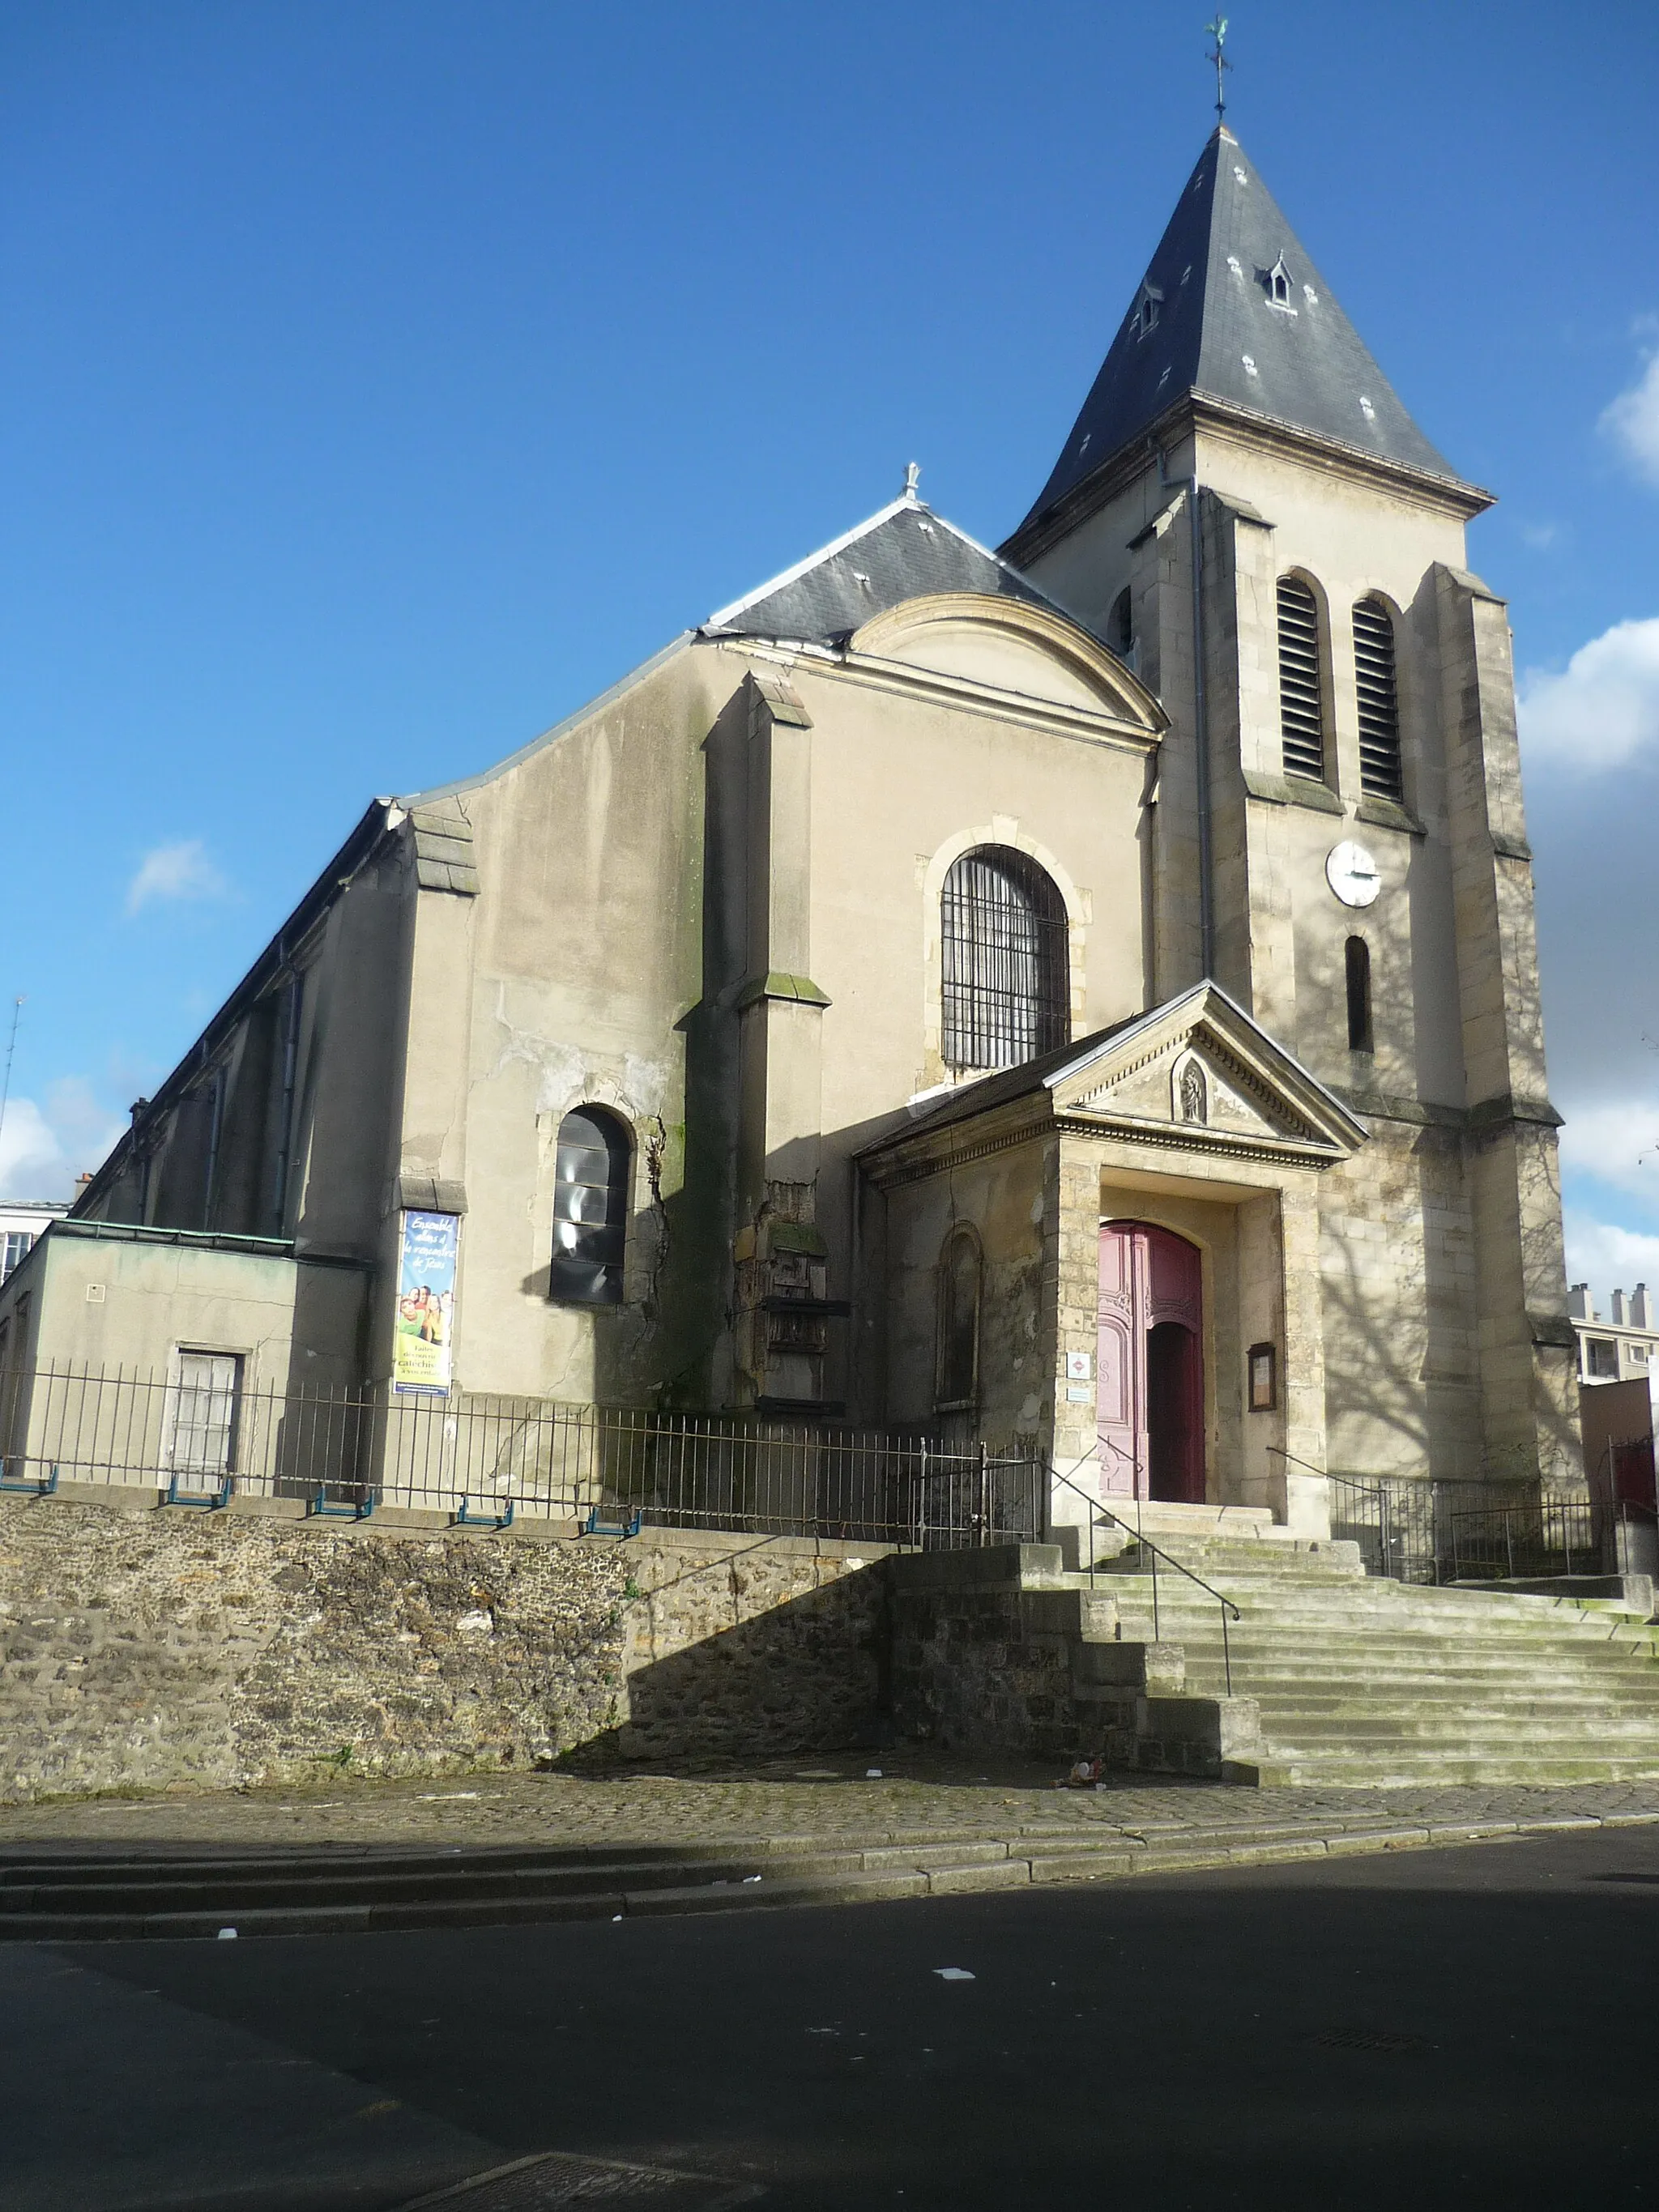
[1325,840,1381,909]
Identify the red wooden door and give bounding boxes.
[1096,1222,1205,1503]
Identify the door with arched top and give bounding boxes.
[1096,1221,1205,1503]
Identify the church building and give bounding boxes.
[0,128,1581,1537]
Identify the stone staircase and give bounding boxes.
[889,1506,1659,1785]
[1089,1504,1659,1785]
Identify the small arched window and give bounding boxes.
[550,1106,629,1305]
[941,846,1070,1073]
[1345,936,1373,1055]
[1277,576,1327,782]
[1353,597,1403,801]
[935,1227,983,1412]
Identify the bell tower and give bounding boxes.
[1001,129,1580,1496]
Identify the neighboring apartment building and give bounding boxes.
[0,125,1582,1532]
[1568,1285,1659,1390]
[0,1201,67,1285]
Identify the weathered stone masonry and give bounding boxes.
[0,1490,888,1804]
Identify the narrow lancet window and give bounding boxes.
[1353,597,1403,802]
[941,847,1069,1073]
[1277,577,1326,782]
[1107,586,1135,662]
[935,1227,983,1412]
[1346,936,1374,1055]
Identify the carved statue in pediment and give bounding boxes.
[1179,1058,1208,1125]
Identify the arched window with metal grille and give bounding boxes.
[549,1106,629,1305]
[940,846,1070,1073]
[1353,596,1403,801]
[1277,575,1327,782]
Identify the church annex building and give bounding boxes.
[0,129,1581,1545]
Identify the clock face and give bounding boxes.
[1325,840,1380,909]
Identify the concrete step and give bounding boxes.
[1102,1581,1657,1625]
[1254,1712,1659,1745]
[1261,1754,1659,1788]
[1162,1635,1659,1666]
[2,1813,1545,1940]
[1183,1673,1659,1708]
[1107,1615,1659,1654]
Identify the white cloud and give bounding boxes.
[1516,617,1659,771]
[1602,349,1659,487]
[1563,1208,1659,1305]
[0,1080,126,1202]
[1519,521,1558,551]
[1556,1097,1659,1201]
[0,1099,66,1200]
[126,839,228,916]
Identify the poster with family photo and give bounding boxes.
[394,1210,457,1394]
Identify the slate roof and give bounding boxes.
[702,495,1091,646]
[1015,129,1468,539]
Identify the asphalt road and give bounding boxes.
[4,1825,1657,2211]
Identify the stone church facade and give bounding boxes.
[0,129,1580,1534]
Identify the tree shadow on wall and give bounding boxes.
[1318,1114,1580,1494]
[557,1553,893,1769]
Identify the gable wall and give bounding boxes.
[400,643,731,1408]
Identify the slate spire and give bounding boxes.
[1014,129,1463,539]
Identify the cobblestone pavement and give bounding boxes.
[4,1754,1659,1860]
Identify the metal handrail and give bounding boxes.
[1266,1443,1340,1485]
[1046,1460,1242,1696]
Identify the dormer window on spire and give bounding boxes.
[1133,282,1164,340]
[1266,254,1294,310]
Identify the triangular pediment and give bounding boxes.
[1046,983,1365,1160]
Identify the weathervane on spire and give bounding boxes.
[1205,16,1230,122]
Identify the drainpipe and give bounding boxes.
[271,974,302,1234]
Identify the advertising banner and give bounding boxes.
[394,1210,458,1395]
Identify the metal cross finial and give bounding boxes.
[1205,16,1230,121]
[902,461,922,501]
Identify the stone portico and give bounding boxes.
[859,982,1364,1539]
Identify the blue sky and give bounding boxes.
[2,0,1657,1306]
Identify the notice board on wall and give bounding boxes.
[394,1210,458,1396]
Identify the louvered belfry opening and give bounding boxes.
[941,846,1070,1073]
[1277,576,1326,782]
[1353,596,1404,801]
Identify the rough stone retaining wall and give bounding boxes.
[889,1548,1085,1757]
[0,1485,888,1803]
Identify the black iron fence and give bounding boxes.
[1445,1498,1655,1583]
[1328,1472,1444,1584]
[1325,1468,1656,1586]
[0,1362,1043,1550]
